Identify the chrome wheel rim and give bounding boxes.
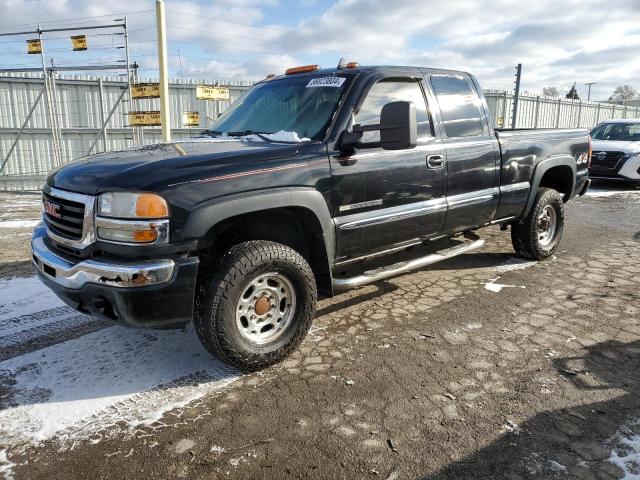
[537,205,557,247]
[235,272,296,345]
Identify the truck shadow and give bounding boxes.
[420,339,640,479]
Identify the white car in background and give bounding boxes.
[589,119,640,183]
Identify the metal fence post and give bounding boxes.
[555,98,562,128]
[576,101,582,127]
[596,103,601,124]
[502,90,508,128]
[534,96,540,128]
[97,78,108,152]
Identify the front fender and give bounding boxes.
[182,187,336,264]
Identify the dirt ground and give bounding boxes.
[0,182,639,480]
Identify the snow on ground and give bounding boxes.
[0,220,39,229]
[484,278,527,293]
[0,275,242,454]
[0,276,63,322]
[585,186,640,202]
[0,323,238,447]
[607,419,640,479]
[495,258,537,273]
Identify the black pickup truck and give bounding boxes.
[32,64,591,370]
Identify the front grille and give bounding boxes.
[590,151,626,170]
[43,191,86,240]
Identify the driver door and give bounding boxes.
[331,77,447,263]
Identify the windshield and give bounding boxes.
[590,123,640,141]
[209,74,352,141]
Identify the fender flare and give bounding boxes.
[522,156,576,218]
[182,187,336,264]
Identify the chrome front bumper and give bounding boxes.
[31,223,175,290]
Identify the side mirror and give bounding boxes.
[379,101,417,150]
[340,101,417,153]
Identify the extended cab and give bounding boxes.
[32,64,591,370]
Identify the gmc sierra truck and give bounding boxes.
[31,64,592,371]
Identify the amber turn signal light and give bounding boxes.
[285,64,320,75]
[133,229,159,243]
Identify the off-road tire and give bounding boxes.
[511,187,564,260]
[194,240,316,372]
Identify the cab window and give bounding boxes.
[354,79,432,143]
[430,74,484,137]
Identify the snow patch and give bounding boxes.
[608,419,640,479]
[0,324,240,449]
[484,277,527,293]
[0,276,63,322]
[186,130,310,144]
[585,188,640,200]
[0,450,15,480]
[0,220,39,229]
[495,258,537,273]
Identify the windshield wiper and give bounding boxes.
[225,130,277,143]
[200,129,223,137]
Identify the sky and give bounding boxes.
[0,0,639,101]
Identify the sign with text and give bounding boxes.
[71,35,88,51]
[27,39,42,54]
[128,111,161,127]
[131,83,161,99]
[196,85,230,101]
[183,111,200,126]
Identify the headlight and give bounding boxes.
[96,192,169,245]
[98,192,168,219]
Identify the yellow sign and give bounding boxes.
[183,111,200,127]
[196,85,230,101]
[71,35,87,51]
[496,116,505,127]
[27,39,42,55]
[131,83,160,99]
[128,111,161,127]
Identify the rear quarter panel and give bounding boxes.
[495,128,590,219]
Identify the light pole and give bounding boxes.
[156,0,171,142]
[585,82,597,102]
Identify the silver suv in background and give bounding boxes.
[589,119,640,183]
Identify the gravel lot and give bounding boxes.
[0,182,639,480]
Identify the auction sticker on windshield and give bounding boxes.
[307,77,346,88]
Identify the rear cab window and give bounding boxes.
[430,74,485,137]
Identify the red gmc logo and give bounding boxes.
[43,200,61,219]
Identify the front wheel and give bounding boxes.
[194,240,316,371]
[511,187,564,260]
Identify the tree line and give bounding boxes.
[540,84,639,102]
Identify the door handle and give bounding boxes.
[426,154,445,168]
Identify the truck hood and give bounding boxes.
[591,140,640,153]
[47,138,302,195]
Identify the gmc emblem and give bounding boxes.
[43,200,61,219]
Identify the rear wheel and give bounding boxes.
[511,187,564,260]
[194,240,316,371]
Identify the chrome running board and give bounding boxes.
[332,231,485,291]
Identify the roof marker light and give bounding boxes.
[285,64,320,75]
